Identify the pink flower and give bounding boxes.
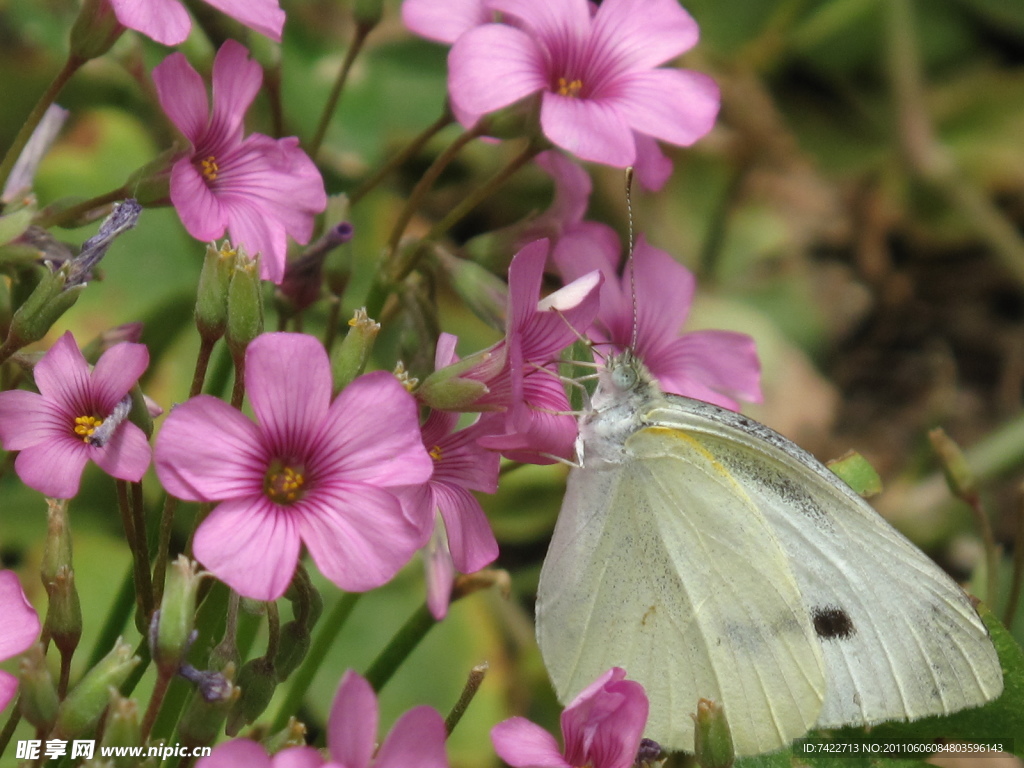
[401,0,490,44]
[107,0,285,46]
[475,240,601,464]
[154,333,433,601]
[492,668,648,768]
[200,670,448,768]
[0,332,151,499]
[447,0,719,168]
[0,571,41,711]
[398,334,500,619]
[554,233,761,410]
[153,40,326,284]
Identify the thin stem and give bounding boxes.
[0,705,21,760]
[116,480,151,628]
[130,480,154,607]
[1005,484,1024,629]
[33,185,129,230]
[382,123,488,266]
[349,109,454,206]
[189,337,217,398]
[965,493,999,610]
[445,663,488,736]
[364,602,436,692]
[270,591,360,731]
[0,55,85,193]
[141,668,174,741]
[152,495,178,608]
[308,21,374,159]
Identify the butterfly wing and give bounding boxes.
[655,396,1004,730]
[536,423,828,756]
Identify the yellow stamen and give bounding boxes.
[557,78,583,98]
[429,445,443,462]
[200,155,220,182]
[73,415,104,443]
[265,465,307,504]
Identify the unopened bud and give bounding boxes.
[54,638,139,738]
[177,663,239,749]
[195,241,236,343]
[69,0,124,61]
[6,264,84,351]
[435,249,508,330]
[225,657,277,736]
[18,644,59,731]
[225,248,264,360]
[100,690,142,767]
[81,323,144,362]
[416,347,503,411]
[274,621,311,681]
[692,699,734,768]
[152,557,201,674]
[353,0,384,27]
[331,307,380,392]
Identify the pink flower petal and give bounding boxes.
[489,0,590,42]
[110,0,192,46]
[535,151,592,232]
[631,238,694,347]
[154,395,266,502]
[153,52,210,142]
[170,160,229,241]
[0,390,55,451]
[0,671,18,713]
[14,439,90,499]
[424,521,456,620]
[591,0,699,72]
[326,671,378,768]
[655,330,762,407]
[317,372,432,488]
[91,423,152,483]
[90,342,149,411]
[269,747,324,768]
[0,571,40,659]
[208,40,264,144]
[204,0,285,42]
[449,24,546,122]
[193,496,302,600]
[32,332,90,407]
[561,671,648,768]
[631,133,672,192]
[610,68,720,148]
[375,706,448,768]
[539,94,635,167]
[197,739,274,768]
[433,483,498,573]
[245,333,332,450]
[298,485,423,592]
[402,0,490,43]
[491,717,571,768]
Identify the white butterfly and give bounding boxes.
[535,351,1003,757]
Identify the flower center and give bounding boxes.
[73,415,104,443]
[200,155,220,182]
[556,77,584,98]
[264,460,307,505]
[429,444,443,462]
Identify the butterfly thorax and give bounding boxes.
[577,352,663,467]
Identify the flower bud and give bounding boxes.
[416,346,503,411]
[81,323,144,362]
[42,499,82,660]
[122,148,175,208]
[262,718,307,754]
[225,248,264,361]
[18,644,59,731]
[69,0,124,62]
[435,249,508,331]
[330,308,380,393]
[176,667,239,750]
[274,621,311,681]
[354,0,384,27]
[195,242,236,343]
[152,557,201,675]
[100,690,142,767]
[5,264,84,351]
[54,638,140,738]
[225,657,277,736]
[692,698,734,768]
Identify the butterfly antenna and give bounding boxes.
[625,166,639,352]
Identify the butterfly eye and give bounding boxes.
[611,361,638,392]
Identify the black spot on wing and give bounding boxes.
[812,605,855,640]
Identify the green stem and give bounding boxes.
[87,567,136,666]
[189,337,217,398]
[152,495,178,609]
[364,602,436,692]
[445,663,488,736]
[0,705,21,761]
[0,55,85,194]
[308,21,374,159]
[270,591,360,731]
[116,480,151,629]
[348,109,454,206]
[33,185,130,230]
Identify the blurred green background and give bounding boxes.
[3,0,1024,764]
